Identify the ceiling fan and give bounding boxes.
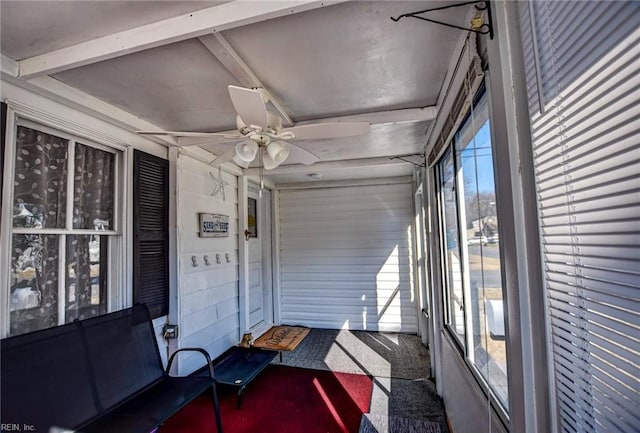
[137,85,370,170]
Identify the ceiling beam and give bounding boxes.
[276,176,412,189]
[17,1,346,79]
[198,34,259,89]
[198,33,293,126]
[177,147,244,177]
[297,106,438,126]
[243,154,420,176]
[1,54,19,77]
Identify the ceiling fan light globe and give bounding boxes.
[267,141,290,165]
[232,154,250,168]
[234,140,258,163]
[262,152,279,170]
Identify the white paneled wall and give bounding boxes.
[279,182,417,332]
[153,318,168,366]
[176,156,239,374]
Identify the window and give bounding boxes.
[436,89,509,411]
[8,121,119,336]
[247,197,258,238]
[437,147,466,345]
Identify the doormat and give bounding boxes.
[252,325,311,351]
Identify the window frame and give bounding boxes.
[1,116,124,336]
[1,102,6,211]
[434,86,511,419]
[435,147,467,353]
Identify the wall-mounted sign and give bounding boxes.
[199,213,229,238]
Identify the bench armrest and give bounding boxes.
[166,348,215,379]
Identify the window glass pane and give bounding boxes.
[73,143,115,230]
[10,234,59,335]
[456,95,508,409]
[438,148,465,344]
[65,235,108,322]
[13,126,69,229]
[247,197,258,237]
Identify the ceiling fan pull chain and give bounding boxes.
[259,149,264,198]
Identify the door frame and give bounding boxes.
[238,177,276,336]
[248,184,274,334]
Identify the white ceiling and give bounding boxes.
[0,1,225,60]
[0,1,473,185]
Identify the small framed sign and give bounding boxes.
[199,213,229,238]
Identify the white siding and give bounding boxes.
[278,182,417,332]
[176,156,239,374]
[153,318,168,367]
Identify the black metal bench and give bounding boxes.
[1,304,223,433]
[208,346,279,408]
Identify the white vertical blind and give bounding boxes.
[519,2,640,432]
[278,183,417,332]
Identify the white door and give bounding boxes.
[247,187,273,331]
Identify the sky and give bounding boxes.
[459,120,496,195]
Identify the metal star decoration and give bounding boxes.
[209,167,229,201]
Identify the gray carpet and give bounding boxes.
[359,414,442,433]
[272,328,448,433]
[278,329,430,379]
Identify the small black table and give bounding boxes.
[211,346,279,408]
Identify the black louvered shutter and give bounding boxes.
[133,150,169,319]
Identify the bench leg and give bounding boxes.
[211,382,224,433]
[237,385,247,409]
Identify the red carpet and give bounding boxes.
[161,365,373,433]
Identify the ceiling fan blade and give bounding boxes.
[228,85,269,130]
[180,137,242,148]
[137,130,241,139]
[209,146,237,167]
[282,122,369,140]
[288,143,320,166]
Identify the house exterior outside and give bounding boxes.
[1,2,638,433]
